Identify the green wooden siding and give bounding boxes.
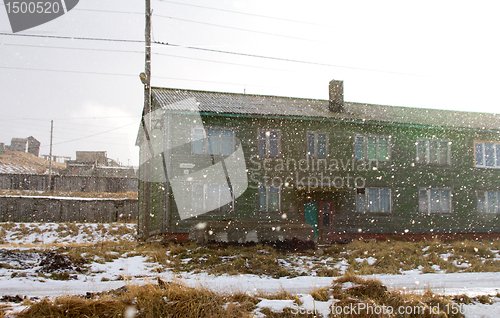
[138,107,500,238]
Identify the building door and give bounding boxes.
[304,201,333,240]
[319,201,332,239]
[304,201,319,239]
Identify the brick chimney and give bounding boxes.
[329,79,344,112]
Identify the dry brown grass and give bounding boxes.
[326,273,464,318]
[0,150,66,174]
[10,272,490,318]
[16,281,257,318]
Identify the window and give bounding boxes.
[191,184,233,213]
[259,185,280,212]
[475,141,500,168]
[416,139,451,165]
[419,188,452,214]
[307,132,328,159]
[477,190,500,213]
[192,127,234,156]
[356,187,391,213]
[355,135,390,162]
[258,129,281,158]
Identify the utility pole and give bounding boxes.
[141,0,152,242]
[47,120,53,192]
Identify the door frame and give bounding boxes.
[303,200,333,241]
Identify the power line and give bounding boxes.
[3,43,291,72]
[0,32,142,43]
[3,43,144,55]
[75,8,142,15]
[0,65,284,89]
[155,41,423,76]
[0,66,137,78]
[0,33,424,76]
[50,122,138,146]
[153,14,330,44]
[71,8,330,44]
[0,121,138,140]
[156,0,335,28]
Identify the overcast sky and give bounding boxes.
[1,0,499,166]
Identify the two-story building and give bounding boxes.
[136,80,500,242]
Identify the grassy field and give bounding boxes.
[11,273,499,318]
[2,222,500,317]
[2,222,500,277]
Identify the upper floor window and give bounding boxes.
[419,188,452,214]
[356,187,391,213]
[477,190,500,214]
[416,139,451,165]
[259,185,280,212]
[192,127,234,156]
[355,135,390,162]
[475,141,500,168]
[307,131,328,159]
[258,129,281,158]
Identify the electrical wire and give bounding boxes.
[47,122,139,146]
[2,43,292,72]
[153,13,330,44]
[0,33,420,76]
[156,0,335,28]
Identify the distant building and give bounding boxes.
[75,151,108,166]
[10,138,28,152]
[66,151,135,178]
[27,136,40,157]
[9,136,40,156]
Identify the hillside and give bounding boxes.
[0,150,66,174]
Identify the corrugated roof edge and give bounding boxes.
[149,87,500,132]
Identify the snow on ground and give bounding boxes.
[1,222,500,317]
[1,222,136,245]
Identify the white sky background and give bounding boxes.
[0,0,499,166]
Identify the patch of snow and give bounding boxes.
[355,256,377,265]
[440,253,452,262]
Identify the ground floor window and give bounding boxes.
[477,190,500,214]
[259,185,280,212]
[356,187,391,213]
[191,184,233,213]
[419,188,452,214]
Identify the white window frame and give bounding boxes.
[258,184,281,212]
[354,134,391,163]
[416,138,451,165]
[477,190,500,214]
[355,187,392,213]
[474,141,500,169]
[192,127,235,156]
[419,188,452,214]
[258,129,281,158]
[191,183,234,213]
[307,131,328,159]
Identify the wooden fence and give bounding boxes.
[0,174,137,193]
[0,196,137,222]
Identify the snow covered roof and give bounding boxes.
[0,150,66,175]
[151,87,500,131]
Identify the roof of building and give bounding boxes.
[149,87,500,131]
[0,150,66,174]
